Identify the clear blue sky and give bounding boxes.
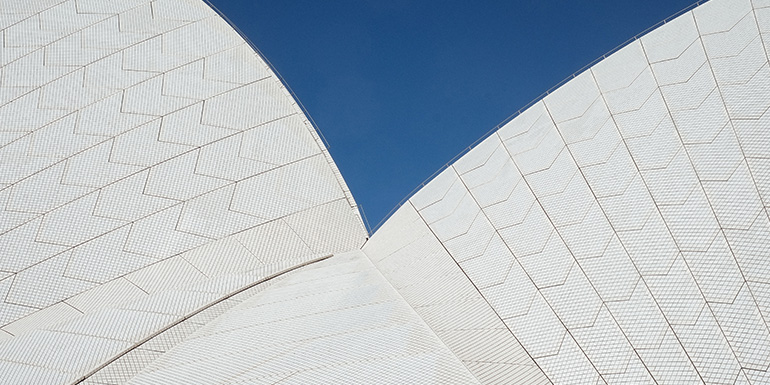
[206,0,699,231]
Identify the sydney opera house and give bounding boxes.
[2,0,770,383]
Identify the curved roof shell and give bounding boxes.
[0,0,367,382]
[4,0,770,383]
[365,0,770,382]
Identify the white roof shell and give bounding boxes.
[0,0,368,382]
[365,0,770,382]
[3,0,770,384]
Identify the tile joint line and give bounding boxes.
[71,253,335,385]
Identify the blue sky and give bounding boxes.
[207,0,699,231]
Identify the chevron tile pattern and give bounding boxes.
[364,0,770,383]
[5,0,770,384]
[0,0,368,382]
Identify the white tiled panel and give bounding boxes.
[0,0,366,383]
[92,251,480,385]
[5,0,770,384]
[367,0,770,383]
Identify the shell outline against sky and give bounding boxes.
[0,0,369,382]
[364,0,770,383]
[3,0,770,384]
